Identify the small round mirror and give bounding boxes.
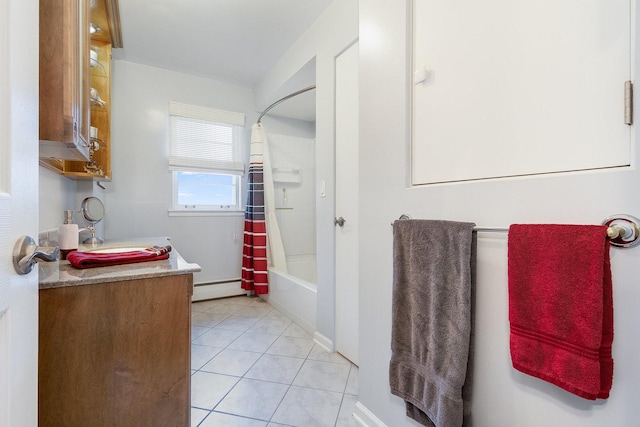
[81,197,105,223]
[80,197,105,245]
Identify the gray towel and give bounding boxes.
[389,219,476,427]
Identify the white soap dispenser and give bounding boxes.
[58,210,78,260]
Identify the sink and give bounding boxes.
[88,247,149,254]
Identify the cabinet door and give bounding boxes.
[411,0,632,184]
[39,0,90,161]
[39,275,193,426]
[75,0,90,153]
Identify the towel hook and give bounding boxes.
[602,214,640,248]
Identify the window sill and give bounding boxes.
[168,210,245,218]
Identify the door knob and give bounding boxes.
[334,217,346,227]
[13,236,60,275]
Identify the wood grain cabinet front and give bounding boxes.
[39,0,122,181]
[38,274,193,426]
[39,0,91,162]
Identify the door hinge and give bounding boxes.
[625,80,633,125]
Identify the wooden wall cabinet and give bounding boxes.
[39,0,122,181]
[39,274,193,426]
[39,0,91,162]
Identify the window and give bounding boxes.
[168,102,245,212]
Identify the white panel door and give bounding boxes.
[335,42,360,365]
[0,0,40,424]
[358,1,640,425]
[412,0,632,184]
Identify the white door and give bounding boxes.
[335,42,359,365]
[0,0,40,424]
[358,1,640,426]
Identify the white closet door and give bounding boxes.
[335,41,360,365]
[412,0,632,184]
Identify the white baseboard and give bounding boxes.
[353,401,389,427]
[313,331,334,352]
[192,281,246,301]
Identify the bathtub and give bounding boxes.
[264,254,317,335]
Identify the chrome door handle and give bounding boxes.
[13,236,60,275]
[334,217,346,227]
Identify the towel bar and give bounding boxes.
[602,214,640,248]
[393,214,640,248]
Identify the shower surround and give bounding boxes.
[261,132,317,334]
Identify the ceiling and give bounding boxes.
[112,0,332,121]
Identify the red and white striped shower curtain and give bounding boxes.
[242,124,269,294]
[242,123,287,294]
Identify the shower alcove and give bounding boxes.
[257,61,318,335]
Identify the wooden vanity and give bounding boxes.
[38,239,200,426]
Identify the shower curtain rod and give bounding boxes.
[256,85,317,124]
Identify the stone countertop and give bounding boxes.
[39,237,201,290]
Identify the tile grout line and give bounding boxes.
[250,302,309,425]
[192,299,263,423]
[332,364,356,427]
[196,299,300,425]
[192,297,356,427]
[266,332,315,425]
[198,301,275,422]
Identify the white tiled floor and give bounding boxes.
[191,296,359,427]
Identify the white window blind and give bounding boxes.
[168,102,245,175]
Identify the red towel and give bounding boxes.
[67,246,171,269]
[508,224,613,400]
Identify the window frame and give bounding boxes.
[170,170,242,214]
[167,102,245,215]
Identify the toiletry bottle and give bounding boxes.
[58,210,78,260]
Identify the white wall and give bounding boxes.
[260,115,315,139]
[107,60,254,285]
[255,0,358,345]
[358,1,640,426]
[259,117,316,265]
[268,133,316,260]
[39,168,76,231]
[39,169,106,243]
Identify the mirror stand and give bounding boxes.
[80,196,105,244]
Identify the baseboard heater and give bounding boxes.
[192,278,247,302]
[194,278,242,287]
